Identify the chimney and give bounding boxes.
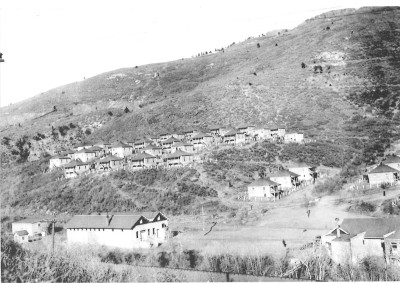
[335,218,341,237]
[106,211,113,226]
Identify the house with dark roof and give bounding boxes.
[130,153,157,169]
[171,132,185,140]
[74,148,96,162]
[161,137,182,152]
[247,178,282,201]
[284,132,304,144]
[98,156,124,171]
[65,212,168,249]
[191,133,213,150]
[165,150,193,168]
[383,155,400,171]
[288,162,317,183]
[222,130,246,145]
[322,218,400,264]
[384,230,400,265]
[12,218,51,244]
[367,163,399,186]
[182,129,200,139]
[110,142,133,158]
[60,149,76,159]
[237,124,255,134]
[87,146,106,157]
[267,124,286,139]
[73,142,92,151]
[268,169,300,192]
[49,155,71,170]
[140,144,163,156]
[248,126,269,140]
[64,160,90,178]
[208,125,230,136]
[171,142,194,153]
[130,138,153,150]
[159,132,173,141]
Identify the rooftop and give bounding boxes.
[248,178,280,187]
[166,149,193,158]
[130,153,156,161]
[192,132,213,139]
[268,169,300,178]
[383,155,400,164]
[65,212,166,229]
[338,218,400,238]
[64,159,88,168]
[369,163,400,174]
[110,141,132,148]
[99,155,124,163]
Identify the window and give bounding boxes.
[38,223,41,227]
[112,229,114,232]
[392,242,398,251]
[121,229,123,232]
[22,237,24,240]
[148,229,150,235]
[136,231,139,238]
[153,228,155,234]
[162,223,166,228]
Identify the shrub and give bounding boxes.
[257,43,260,48]
[313,177,343,196]
[108,111,113,116]
[69,123,76,128]
[85,128,92,135]
[1,137,11,146]
[58,125,70,136]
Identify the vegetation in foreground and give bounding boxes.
[2,236,400,282]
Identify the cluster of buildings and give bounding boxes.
[12,212,169,250]
[49,124,304,178]
[12,218,51,243]
[322,217,400,266]
[247,163,318,201]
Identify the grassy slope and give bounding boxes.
[1,6,400,217]
[1,7,399,143]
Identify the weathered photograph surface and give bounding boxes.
[0,1,399,282]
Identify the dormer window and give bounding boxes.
[140,219,142,224]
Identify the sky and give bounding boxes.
[0,0,398,107]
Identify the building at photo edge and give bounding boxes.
[321,218,400,265]
[65,212,168,249]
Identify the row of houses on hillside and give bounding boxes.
[248,163,318,201]
[49,124,305,178]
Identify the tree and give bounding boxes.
[301,62,306,68]
[257,43,261,48]
[124,107,130,113]
[14,136,30,162]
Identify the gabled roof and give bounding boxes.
[15,230,29,236]
[163,137,181,144]
[110,141,132,148]
[288,162,315,169]
[88,146,103,151]
[338,218,400,238]
[65,212,166,229]
[173,142,194,147]
[237,124,255,129]
[386,230,400,240]
[130,153,156,161]
[159,132,171,136]
[208,125,225,130]
[61,149,76,155]
[223,129,243,136]
[50,155,71,160]
[134,138,153,144]
[369,163,400,174]
[248,178,279,187]
[268,169,300,178]
[383,155,400,164]
[64,160,88,168]
[99,156,124,163]
[182,128,198,133]
[73,142,90,148]
[192,132,213,139]
[166,150,193,158]
[95,140,111,145]
[142,144,162,150]
[13,218,46,224]
[76,148,96,154]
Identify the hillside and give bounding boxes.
[1,6,400,216]
[1,6,399,143]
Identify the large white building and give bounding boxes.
[65,212,168,249]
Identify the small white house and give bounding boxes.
[49,155,71,170]
[65,212,169,249]
[284,133,304,144]
[367,163,399,186]
[383,155,400,171]
[110,142,133,158]
[12,218,50,243]
[288,162,317,183]
[247,178,282,201]
[165,150,193,167]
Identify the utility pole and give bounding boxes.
[202,205,205,231]
[50,217,56,255]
